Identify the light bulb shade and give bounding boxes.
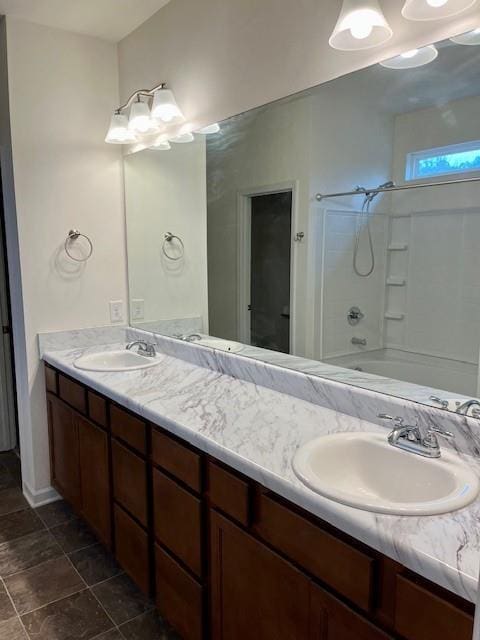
[151,88,184,123]
[169,132,195,143]
[451,28,480,45]
[196,123,221,135]
[151,141,171,150]
[105,113,137,144]
[380,44,438,69]
[128,101,159,134]
[329,0,393,51]
[402,0,477,21]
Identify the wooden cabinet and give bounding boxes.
[210,510,311,640]
[47,393,81,510]
[78,415,111,547]
[311,585,393,640]
[45,366,476,640]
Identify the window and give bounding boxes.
[405,140,480,181]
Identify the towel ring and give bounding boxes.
[64,229,93,263]
[162,232,184,261]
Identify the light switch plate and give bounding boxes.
[131,299,145,321]
[109,300,124,323]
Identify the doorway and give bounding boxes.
[247,191,293,354]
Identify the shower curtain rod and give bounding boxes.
[315,176,480,202]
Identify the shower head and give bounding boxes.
[364,180,395,202]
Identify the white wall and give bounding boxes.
[125,139,208,329]
[118,0,480,135]
[4,18,126,503]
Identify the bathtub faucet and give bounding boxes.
[351,337,367,346]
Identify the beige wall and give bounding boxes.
[5,18,126,503]
[118,0,480,133]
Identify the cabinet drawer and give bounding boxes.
[153,469,202,577]
[87,391,107,429]
[114,505,149,595]
[152,428,201,492]
[58,374,87,414]
[253,493,374,612]
[311,584,393,640]
[110,404,146,454]
[207,461,249,526]
[155,544,203,640]
[45,366,58,395]
[112,440,147,526]
[395,575,474,640]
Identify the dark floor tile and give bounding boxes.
[0,468,17,491]
[92,574,153,625]
[0,580,16,622]
[0,616,27,639]
[0,451,20,470]
[0,488,29,516]
[21,590,113,640]
[5,555,85,615]
[68,543,122,587]
[0,509,44,544]
[50,518,97,553]
[0,529,63,577]
[119,610,180,640]
[35,500,76,528]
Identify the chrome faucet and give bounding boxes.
[181,333,202,343]
[455,399,480,417]
[351,337,367,346]
[126,341,156,357]
[378,414,454,459]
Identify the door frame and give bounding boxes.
[236,181,299,354]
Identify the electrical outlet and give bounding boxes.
[131,299,145,321]
[109,300,124,323]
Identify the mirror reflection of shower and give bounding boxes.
[353,181,395,277]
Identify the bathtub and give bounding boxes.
[327,349,478,397]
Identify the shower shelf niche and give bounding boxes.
[386,277,406,286]
[387,243,408,251]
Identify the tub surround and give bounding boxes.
[41,327,480,603]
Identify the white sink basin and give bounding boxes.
[74,350,161,372]
[199,338,244,353]
[293,432,479,515]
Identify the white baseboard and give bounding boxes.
[22,482,61,508]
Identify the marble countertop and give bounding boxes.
[43,341,480,603]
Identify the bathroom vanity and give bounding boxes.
[43,354,476,640]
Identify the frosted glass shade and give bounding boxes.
[169,132,195,143]
[151,88,184,123]
[105,113,136,144]
[451,28,480,45]
[196,123,221,135]
[380,45,438,69]
[402,0,477,21]
[128,101,159,134]
[329,0,393,51]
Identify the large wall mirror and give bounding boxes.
[125,32,480,417]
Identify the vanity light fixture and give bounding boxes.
[104,112,137,144]
[169,131,195,143]
[151,140,171,151]
[329,0,393,51]
[105,82,184,145]
[196,123,221,135]
[380,44,438,69]
[450,27,480,44]
[402,0,477,21]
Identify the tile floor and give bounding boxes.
[0,451,180,639]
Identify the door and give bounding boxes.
[250,191,292,353]
[210,510,310,640]
[78,415,111,547]
[310,584,393,640]
[46,394,81,509]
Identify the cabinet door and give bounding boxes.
[78,415,111,547]
[210,511,310,640]
[47,393,81,509]
[310,584,393,640]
